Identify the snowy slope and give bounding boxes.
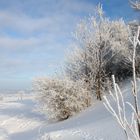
[0,80,139,140]
[39,80,135,140]
[39,102,126,140]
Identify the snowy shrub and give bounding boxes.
[34,77,93,121]
[65,4,133,100]
[104,26,140,140]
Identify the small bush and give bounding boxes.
[34,77,93,121]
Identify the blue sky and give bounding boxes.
[0,0,138,91]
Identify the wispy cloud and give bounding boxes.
[0,0,137,90]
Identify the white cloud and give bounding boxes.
[0,0,96,90]
[0,0,96,34]
[0,11,49,34]
[0,36,47,49]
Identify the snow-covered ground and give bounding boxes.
[0,94,46,140]
[0,80,138,140]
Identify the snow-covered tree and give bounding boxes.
[65,4,133,100]
[34,77,93,121]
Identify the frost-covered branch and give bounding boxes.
[104,26,140,140]
[130,0,140,10]
[104,75,139,139]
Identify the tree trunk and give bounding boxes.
[96,71,102,100]
[96,47,102,101]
